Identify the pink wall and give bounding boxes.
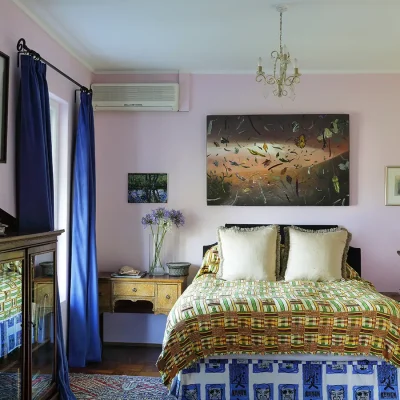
[0,0,92,336]
[94,73,400,294]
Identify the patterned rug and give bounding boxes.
[69,373,173,400]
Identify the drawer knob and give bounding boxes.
[166,294,171,300]
[132,288,137,292]
[99,292,103,297]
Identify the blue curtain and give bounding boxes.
[56,290,76,399]
[17,56,53,233]
[68,91,102,366]
[17,55,76,399]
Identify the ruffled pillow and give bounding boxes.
[283,226,352,282]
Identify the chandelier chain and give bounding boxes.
[279,12,283,55]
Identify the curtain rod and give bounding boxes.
[16,38,91,94]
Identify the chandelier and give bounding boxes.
[256,5,300,99]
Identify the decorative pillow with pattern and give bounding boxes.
[194,245,220,279]
[345,263,361,280]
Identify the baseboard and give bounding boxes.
[103,342,162,348]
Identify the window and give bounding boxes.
[50,98,60,228]
[49,94,69,306]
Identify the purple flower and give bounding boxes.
[169,209,185,228]
[141,213,154,227]
[142,208,185,229]
[151,207,170,223]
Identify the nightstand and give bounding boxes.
[98,273,187,342]
[380,292,400,302]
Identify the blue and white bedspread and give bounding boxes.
[169,356,399,400]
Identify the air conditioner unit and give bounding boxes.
[91,83,179,111]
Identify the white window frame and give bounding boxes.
[50,98,60,229]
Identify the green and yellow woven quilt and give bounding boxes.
[157,251,400,385]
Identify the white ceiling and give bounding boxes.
[13,0,400,73]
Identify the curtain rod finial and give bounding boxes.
[17,38,27,52]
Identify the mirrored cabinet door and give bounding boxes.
[31,251,56,400]
[0,253,24,400]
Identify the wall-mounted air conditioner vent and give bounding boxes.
[91,83,179,111]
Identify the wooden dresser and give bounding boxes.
[98,273,187,317]
[0,230,63,400]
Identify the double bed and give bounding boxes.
[157,225,400,400]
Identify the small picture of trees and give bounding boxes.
[128,173,168,203]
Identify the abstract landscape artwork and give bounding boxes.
[128,173,168,203]
[206,114,349,206]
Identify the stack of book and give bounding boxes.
[111,267,147,279]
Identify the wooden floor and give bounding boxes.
[69,344,162,377]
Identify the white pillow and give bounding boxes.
[217,225,279,281]
[284,227,351,282]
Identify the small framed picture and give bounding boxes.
[128,173,168,203]
[385,166,400,206]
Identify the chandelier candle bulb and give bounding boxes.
[258,57,263,73]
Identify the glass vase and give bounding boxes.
[149,233,166,276]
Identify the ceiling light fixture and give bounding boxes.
[256,5,300,100]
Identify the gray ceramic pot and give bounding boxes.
[166,262,191,276]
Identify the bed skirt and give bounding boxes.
[169,356,398,400]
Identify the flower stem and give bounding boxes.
[150,224,167,274]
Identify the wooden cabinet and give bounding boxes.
[98,273,187,320]
[0,231,63,400]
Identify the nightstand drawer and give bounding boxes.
[156,284,178,311]
[113,282,155,297]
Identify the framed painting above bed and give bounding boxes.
[206,114,350,206]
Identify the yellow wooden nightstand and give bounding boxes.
[98,273,187,341]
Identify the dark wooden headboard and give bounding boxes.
[203,224,361,276]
